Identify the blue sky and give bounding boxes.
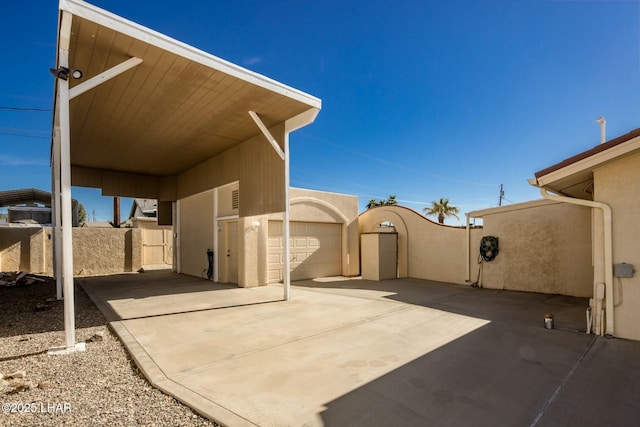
[1,0,639,224]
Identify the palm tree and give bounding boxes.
[366,195,398,209]
[424,198,459,224]
[366,199,379,209]
[384,195,398,206]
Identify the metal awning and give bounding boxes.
[50,0,321,353]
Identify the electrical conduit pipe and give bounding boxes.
[535,186,613,336]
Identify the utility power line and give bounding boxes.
[0,106,52,112]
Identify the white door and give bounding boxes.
[268,221,342,283]
[226,221,238,284]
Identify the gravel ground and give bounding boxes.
[0,278,219,426]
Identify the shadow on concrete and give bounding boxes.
[80,270,237,300]
[318,328,640,427]
[80,271,284,321]
[289,279,640,427]
[294,277,588,332]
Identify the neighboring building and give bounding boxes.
[0,188,79,226]
[129,199,158,218]
[530,127,640,341]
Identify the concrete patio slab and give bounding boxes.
[80,272,640,427]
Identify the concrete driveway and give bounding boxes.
[80,272,640,427]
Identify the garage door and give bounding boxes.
[268,221,342,283]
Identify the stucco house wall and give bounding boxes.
[478,201,593,297]
[178,191,214,278]
[358,206,483,285]
[175,186,359,287]
[593,150,640,340]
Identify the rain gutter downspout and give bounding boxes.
[534,184,614,336]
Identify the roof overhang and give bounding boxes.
[467,199,561,219]
[54,0,321,179]
[531,128,640,199]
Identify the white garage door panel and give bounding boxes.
[268,221,342,283]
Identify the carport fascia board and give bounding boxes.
[59,0,321,110]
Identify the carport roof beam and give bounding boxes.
[69,57,143,100]
[249,110,285,161]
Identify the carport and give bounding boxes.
[49,0,321,352]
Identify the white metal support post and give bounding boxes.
[49,10,84,354]
[283,132,291,301]
[282,108,319,299]
[59,73,78,351]
[52,128,63,300]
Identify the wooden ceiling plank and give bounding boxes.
[69,18,101,154]
[132,61,211,145]
[72,27,140,166]
[101,49,180,159]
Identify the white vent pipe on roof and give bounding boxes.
[596,117,606,144]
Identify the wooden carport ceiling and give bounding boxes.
[65,3,319,177]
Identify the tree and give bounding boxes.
[424,197,459,224]
[366,195,398,209]
[77,202,87,224]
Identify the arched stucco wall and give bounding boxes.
[290,196,354,277]
[359,206,482,284]
[266,187,360,279]
[357,208,409,278]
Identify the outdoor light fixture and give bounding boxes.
[49,66,83,81]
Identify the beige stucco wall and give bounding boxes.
[178,191,214,278]
[479,201,593,297]
[72,228,142,276]
[594,150,640,340]
[361,233,398,281]
[0,227,48,274]
[0,226,142,276]
[359,206,483,284]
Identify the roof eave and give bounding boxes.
[533,130,640,188]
